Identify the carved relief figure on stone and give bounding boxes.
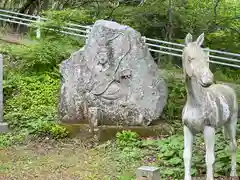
[86,29,131,105]
[182,33,238,180]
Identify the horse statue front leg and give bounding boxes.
[184,125,194,180]
[204,126,216,180]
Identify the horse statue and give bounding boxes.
[182,33,238,180]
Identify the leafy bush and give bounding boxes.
[162,75,186,121]
[213,68,240,84]
[3,72,69,139]
[143,135,187,178]
[0,130,29,148]
[0,34,84,142]
[6,37,83,72]
[113,126,239,178]
[141,133,239,179]
[116,130,142,149]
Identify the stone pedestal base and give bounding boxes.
[136,166,160,180]
[0,122,9,133]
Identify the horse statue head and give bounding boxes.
[182,33,214,87]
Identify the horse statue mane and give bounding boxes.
[182,33,238,180]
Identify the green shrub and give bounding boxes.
[141,133,238,179]
[162,76,186,121]
[213,68,240,84]
[0,27,86,141]
[0,17,86,144]
[0,36,81,141]
[6,37,82,72]
[116,130,142,149]
[0,130,29,148]
[3,72,69,139]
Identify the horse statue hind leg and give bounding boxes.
[223,104,238,176]
[181,32,238,180]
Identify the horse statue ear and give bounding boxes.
[196,33,204,46]
[185,33,192,45]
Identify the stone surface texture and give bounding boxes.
[59,20,167,127]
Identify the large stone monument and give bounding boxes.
[59,20,167,131]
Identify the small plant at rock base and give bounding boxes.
[116,130,142,149]
[27,120,69,139]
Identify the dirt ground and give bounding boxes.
[0,138,125,180]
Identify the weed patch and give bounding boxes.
[115,130,240,179]
[0,34,83,146]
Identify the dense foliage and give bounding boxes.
[0,32,84,146]
[114,130,240,179]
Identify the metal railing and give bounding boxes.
[144,37,240,69]
[0,9,91,39]
[0,9,240,69]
